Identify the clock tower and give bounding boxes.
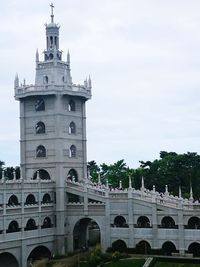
[14,4,91,253]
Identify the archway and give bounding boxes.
[7,220,20,233]
[25,219,37,231]
[8,195,19,206]
[42,193,51,204]
[41,217,52,229]
[67,169,78,182]
[27,246,51,264]
[0,252,19,267]
[188,242,200,257]
[113,216,128,228]
[161,216,176,228]
[162,241,176,256]
[25,194,36,205]
[187,217,200,229]
[73,218,100,250]
[137,216,150,228]
[112,240,127,252]
[136,241,151,254]
[33,169,50,180]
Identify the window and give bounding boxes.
[35,98,45,111]
[33,169,50,180]
[69,122,76,134]
[25,194,36,205]
[67,169,78,181]
[25,219,37,231]
[69,145,76,158]
[7,220,20,233]
[8,195,19,206]
[36,145,46,158]
[42,217,52,229]
[43,75,48,84]
[35,121,45,134]
[68,100,75,111]
[42,193,51,204]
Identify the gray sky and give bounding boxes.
[1,0,200,168]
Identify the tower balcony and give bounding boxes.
[14,83,91,100]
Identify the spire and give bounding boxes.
[14,73,19,88]
[141,176,144,189]
[165,184,169,196]
[190,184,193,201]
[88,75,92,89]
[50,3,55,23]
[36,49,39,62]
[67,50,70,64]
[179,186,182,198]
[84,78,88,88]
[129,176,132,189]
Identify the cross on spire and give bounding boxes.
[50,3,55,23]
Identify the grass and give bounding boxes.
[154,262,200,267]
[103,258,145,267]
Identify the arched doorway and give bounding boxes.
[187,217,200,229]
[27,246,51,265]
[0,252,19,267]
[136,241,151,254]
[162,241,176,256]
[188,242,200,257]
[112,240,127,252]
[73,218,100,250]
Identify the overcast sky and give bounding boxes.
[1,0,200,168]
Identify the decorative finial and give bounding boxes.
[190,184,193,201]
[98,173,101,184]
[67,50,70,64]
[119,180,122,189]
[14,73,19,88]
[153,185,156,192]
[141,176,144,189]
[50,3,55,23]
[36,49,39,62]
[165,184,169,196]
[129,176,132,189]
[179,186,182,198]
[88,75,92,89]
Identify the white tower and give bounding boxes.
[14,4,91,253]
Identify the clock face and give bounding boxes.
[35,98,45,111]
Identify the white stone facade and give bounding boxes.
[0,6,200,267]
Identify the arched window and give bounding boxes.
[69,145,76,158]
[8,195,19,206]
[25,194,36,205]
[187,217,200,229]
[35,98,45,111]
[42,193,51,204]
[7,220,20,233]
[62,76,65,82]
[55,36,57,47]
[36,145,46,158]
[49,53,54,60]
[35,121,45,134]
[161,216,176,229]
[188,242,200,257]
[69,122,76,134]
[50,36,53,47]
[43,75,48,84]
[137,216,150,228]
[25,219,37,231]
[68,100,75,111]
[33,169,50,180]
[67,169,78,182]
[113,216,128,228]
[42,217,52,229]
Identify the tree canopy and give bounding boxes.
[88,151,200,199]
